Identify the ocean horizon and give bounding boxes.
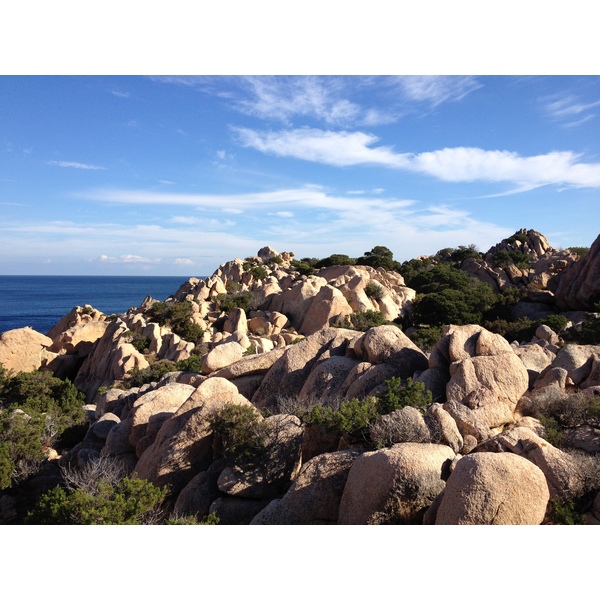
[0,275,202,335]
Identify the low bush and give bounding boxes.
[216,292,253,314]
[147,300,203,342]
[364,282,385,300]
[336,310,391,331]
[375,377,432,415]
[27,476,167,525]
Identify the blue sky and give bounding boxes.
[1,74,600,276]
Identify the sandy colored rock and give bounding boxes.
[446,351,529,427]
[128,382,195,454]
[201,340,244,374]
[0,327,53,373]
[355,325,428,377]
[251,450,362,524]
[134,377,256,494]
[434,453,549,524]
[338,443,455,524]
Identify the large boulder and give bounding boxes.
[338,443,455,524]
[134,378,256,495]
[251,450,362,525]
[354,325,428,378]
[446,351,530,428]
[128,383,195,457]
[252,328,361,411]
[555,233,600,310]
[432,453,550,524]
[0,327,53,373]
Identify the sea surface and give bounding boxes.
[0,275,197,335]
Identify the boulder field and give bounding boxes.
[1,240,599,525]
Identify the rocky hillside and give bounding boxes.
[1,231,599,525]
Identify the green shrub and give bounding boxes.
[562,312,600,345]
[548,498,586,525]
[491,250,532,270]
[147,300,203,342]
[249,265,269,280]
[216,292,253,314]
[175,354,203,372]
[208,404,269,464]
[305,398,379,445]
[337,310,389,331]
[364,282,385,300]
[291,259,315,276]
[375,377,432,415]
[0,443,14,491]
[124,360,177,388]
[568,246,589,257]
[407,326,444,352]
[356,246,402,271]
[314,254,356,269]
[27,477,167,525]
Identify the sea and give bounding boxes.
[0,275,198,335]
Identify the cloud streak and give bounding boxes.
[45,160,106,170]
[235,127,600,189]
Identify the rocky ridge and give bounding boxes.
[1,233,599,525]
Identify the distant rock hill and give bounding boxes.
[1,230,599,525]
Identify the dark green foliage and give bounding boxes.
[174,354,203,372]
[413,286,496,327]
[267,255,283,266]
[0,368,88,490]
[491,250,532,269]
[0,411,50,490]
[407,326,444,352]
[167,512,220,525]
[314,254,356,269]
[356,246,402,271]
[249,265,268,280]
[337,309,389,331]
[305,398,379,445]
[208,404,269,464]
[364,281,385,300]
[1,370,84,417]
[562,311,600,345]
[548,498,586,525]
[216,292,253,314]
[568,246,589,257]
[375,377,432,415]
[128,332,150,353]
[398,256,436,283]
[507,233,530,244]
[303,378,432,447]
[27,477,167,525]
[147,300,203,342]
[124,360,177,388]
[291,259,315,276]
[0,442,14,490]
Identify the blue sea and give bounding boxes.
[0,276,197,335]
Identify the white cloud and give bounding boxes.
[234,127,409,168]
[173,258,194,265]
[236,127,600,189]
[111,90,130,98]
[542,93,600,127]
[396,76,481,106]
[158,179,175,185]
[275,211,294,218]
[45,160,106,170]
[99,254,161,264]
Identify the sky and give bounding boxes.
[1,74,600,276]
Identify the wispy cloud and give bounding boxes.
[173,258,194,265]
[235,127,600,189]
[395,76,481,106]
[542,92,600,127]
[111,90,131,98]
[45,160,106,170]
[98,254,161,264]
